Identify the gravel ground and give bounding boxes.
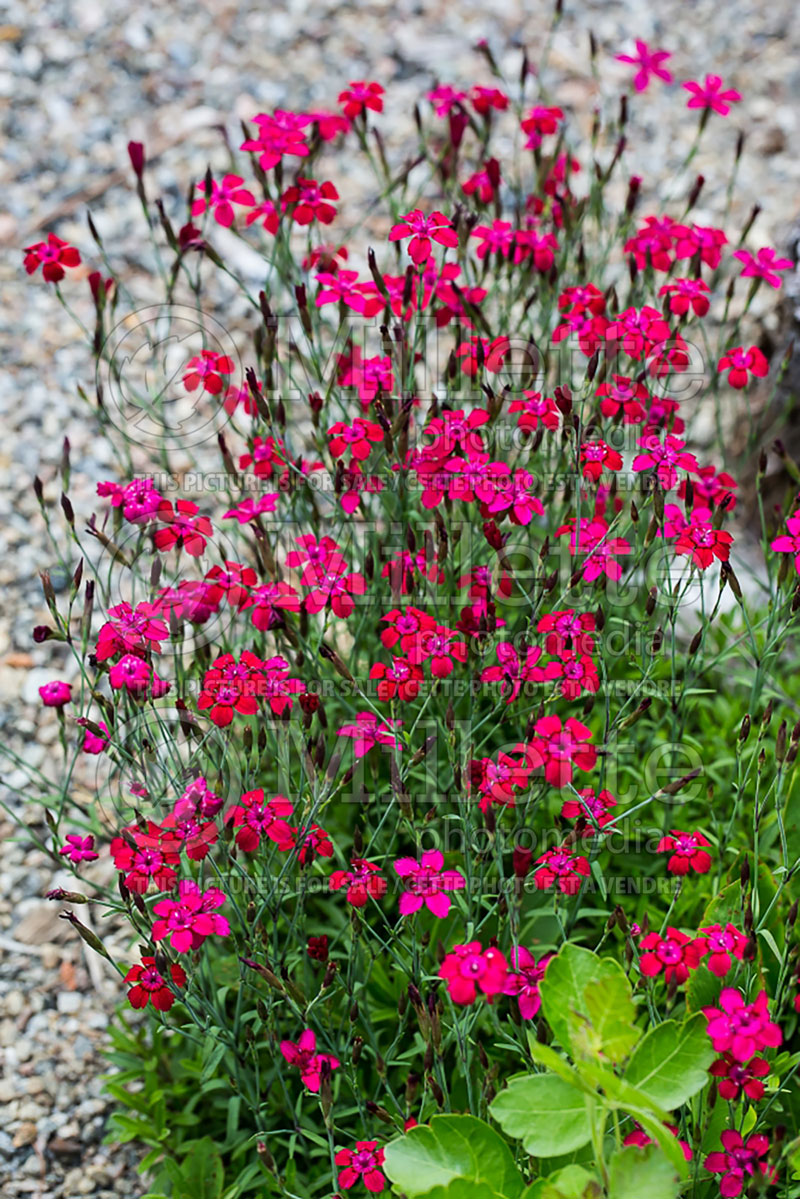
[1,1,800,1195]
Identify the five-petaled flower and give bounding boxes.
[336,1142,387,1192]
[656,829,713,875]
[704,1130,774,1197]
[124,956,187,1012]
[279,1028,340,1091]
[152,879,230,952]
[616,40,673,92]
[24,234,81,282]
[329,858,387,907]
[393,850,465,918]
[389,209,458,265]
[439,942,509,1004]
[703,988,782,1061]
[683,74,742,116]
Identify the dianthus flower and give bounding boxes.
[771,510,800,572]
[96,477,162,523]
[659,277,711,317]
[337,712,402,758]
[39,680,72,707]
[389,209,458,265]
[703,989,782,1061]
[77,718,109,754]
[616,40,673,92]
[674,518,733,568]
[508,391,560,432]
[191,174,255,227]
[59,833,98,863]
[503,948,552,1019]
[110,821,181,893]
[639,927,706,984]
[336,1142,386,1192]
[330,859,387,907]
[525,715,597,788]
[393,849,465,917]
[704,1131,773,1197]
[197,650,266,727]
[96,601,168,660]
[709,1054,770,1102]
[733,246,793,289]
[153,500,213,556]
[280,1028,340,1091]
[23,233,81,282]
[520,105,563,149]
[338,80,384,119]
[152,879,229,953]
[560,787,617,834]
[632,433,698,490]
[683,75,742,116]
[226,791,294,853]
[481,641,562,704]
[108,654,151,694]
[580,440,623,483]
[718,345,769,389]
[124,956,187,1012]
[369,657,423,702]
[281,177,339,225]
[439,942,509,1004]
[624,1124,692,1162]
[656,829,713,875]
[533,847,591,894]
[181,350,235,395]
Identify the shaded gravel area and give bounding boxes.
[1,1,799,1194]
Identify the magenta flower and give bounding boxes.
[151,879,230,953]
[709,1054,770,1102]
[704,1130,773,1197]
[393,850,465,918]
[532,847,591,895]
[109,654,151,694]
[389,209,458,265]
[336,1142,386,1192]
[24,234,81,283]
[76,718,109,754]
[226,790,294,853]
[733,246,794,289]
[771,509,800,573]
[656,829,713,875]
[329,859,387,907]
[222,493,280,525]
[338,80,384,120]
[683,75,742,116]
[59,834,98,864]
[279,1028,340,1091]
[38,680,72,707]
[337,712,402,758]
[718,345,769,389]
[503,948,552,1019]
[191,174,255,227]
[439,942,509,1005]
[703,989,782,1062]
[616,40,673,92]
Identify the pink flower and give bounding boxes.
[59,834,98,863]
[197,650,267,727]
[683,75,742,116]
[659,278,711,318]
[616,40,673,92]
[191,174,255,227]
[718,345,769,389]
[153,500,213,556]
[733,246,793,290]
[109,654,151,693]
[38,680,72,707]
[503,948,552,1019]
[394,850,465,917]
[336,1142,386,1192]
[525,715,597,788]
[222,493,280,524]
[151,879,229,953]
[520,105,564,149]
[338,81,384,120]
[674,518,734,569]
[389,210,458,265]
[329,859,387,907]
[560,787,616,834]
[771,509,800,572]
[656,829,713,875]
[439,941,509,1005]
[337,712,402,758]
[532,848,591,895]
[699,924,747,977]
[703,989,782,1062]
[704,1130,773,1197]
[24,234,81,282]
[281,177,339,225]
[279,1028,340,1091]
[77,718,109,754]
[624,1124,692,1162]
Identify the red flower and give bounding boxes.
[698,924,747,977]
[709,1054,770,1102]
[182,350,235,395]
[389,209,458,265]
[191,175,255,227]
[226,791,294,853]
[532,847,591,895]
[520,105,563,149]
[24,233,81,282]
[197,650,267,727]
[307,935,329,962]
[329,859,387,907]
[656,829,713,875]
[335,1142,386,1192]
[125,956,187,1012]
[639,927,706,984]
[369,657,423,702]
[560,788,616,834]
[39,680,72,707]
[624,1124,692,1162]
[718,345,769,389]
[338,81,384,120]
[469,86,508,115]
[110,821,181,893]
[152,879,229,953]
[503,948,552,1019]
[704,1130,773,1197]
[771,509,800,572]
[659,278,711,317]
[733,246,793,290]
[674,519,733,569]
[153,500,213,557]
[281,177,339,225]
[580,440,623,483]
[439,942,509,1004]
[525,715,597,788]
[508,391,560,432]
[328,418,384,461]
[240,113,309,170]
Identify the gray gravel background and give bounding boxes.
[1,1,799,1195]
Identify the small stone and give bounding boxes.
[12,1121,37,1147]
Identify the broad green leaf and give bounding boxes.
[607,1144,680,1199]
[526,1035,595,1093]
[622,1015,714,1109]
[383,1114,525,1199]
[578,976,640,1063]
[539,944,627,1057]
[490,1074,593,1157]
[523,1165,601,1198]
